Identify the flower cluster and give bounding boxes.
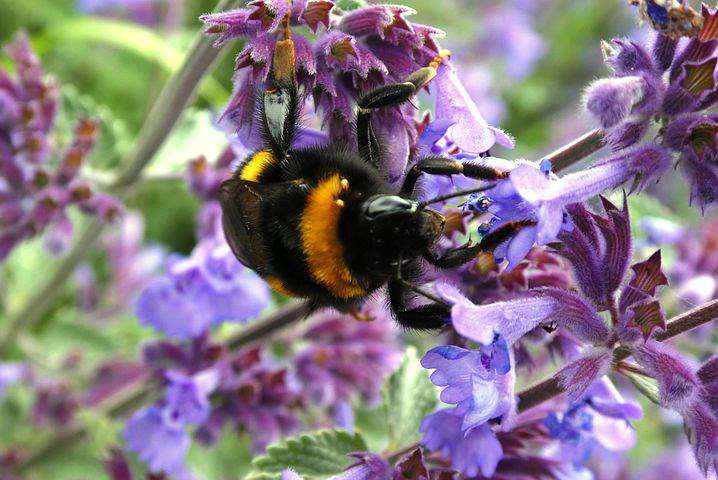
[123,301,401,475]
[412,197,717,477]
[585,4,718,210]
[0,33,121,260]
[201,0,508,183]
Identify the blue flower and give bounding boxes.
[420,409,503,478]
[422,343,514,433]
[164,369,219,427]
[434,63,499,154]
[123,406,190,474]
[135,239,270,339]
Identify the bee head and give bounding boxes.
[361,195,445,261]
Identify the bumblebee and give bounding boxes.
[220,16,527,329]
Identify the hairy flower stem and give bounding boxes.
[545,128,605,172]
[13,301,309,473]
[516,298,718,412]
[0,0,239,357]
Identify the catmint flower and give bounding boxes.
[421,344,515,432]
[558,198,632,310]
[202,2,440,164]
[135,236,271,339]
[123,406,190,474]
[0,33,121,260]
[631,342,718,476]
[163,369,219,426]
[671,218,718,306]
[586,6,718,209]
[420,409,503,478]
[433,63,499,154]
[435,282,563,345]
[124,369,218,474]
[294,301,401,408]
[639,216,685,245]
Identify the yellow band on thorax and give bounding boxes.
[240,150,275,182]
[300,174,365,299]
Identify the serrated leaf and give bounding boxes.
[381,347,438,450]
[245,429,367,480]
[626,371,661,405]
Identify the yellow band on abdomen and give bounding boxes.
[299,174,365,299]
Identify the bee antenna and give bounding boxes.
[418,184,495,208]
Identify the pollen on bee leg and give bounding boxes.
[335,199,345,208]
[340,178,349,191]
[348,308,374,322]
[474,251,497,274]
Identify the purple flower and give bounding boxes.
[435,282,560,345]
[508,146,668,243]
[0,34,121,260]
[556,348,613,403]
[123,406,190,474]
[135,237,270,339]
[558,197,632,310]
[588,12,718,209]
[163,369,219,426]
[421,344,514,432]
[583,76,651,128]
[294,301,401,407]
[433,63,497,154]
[194,346,302,452]
[335,453,393,480]
[639,216,685,245]
[0,363,26,398]
[475,2,547,79]
[420,409,503,478]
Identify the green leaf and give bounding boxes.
[245,429,368,480]
[626,371,661,406]
[380,347,438,451]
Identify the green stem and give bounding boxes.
[516,298,718,412]
[0,0,239,357]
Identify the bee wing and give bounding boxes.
[219,177,287,273]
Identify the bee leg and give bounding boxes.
[388,278,450,330]
[424,220,537,269]
[401,156,508,196]
[356,50,450,168]
[424,241,482,269]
